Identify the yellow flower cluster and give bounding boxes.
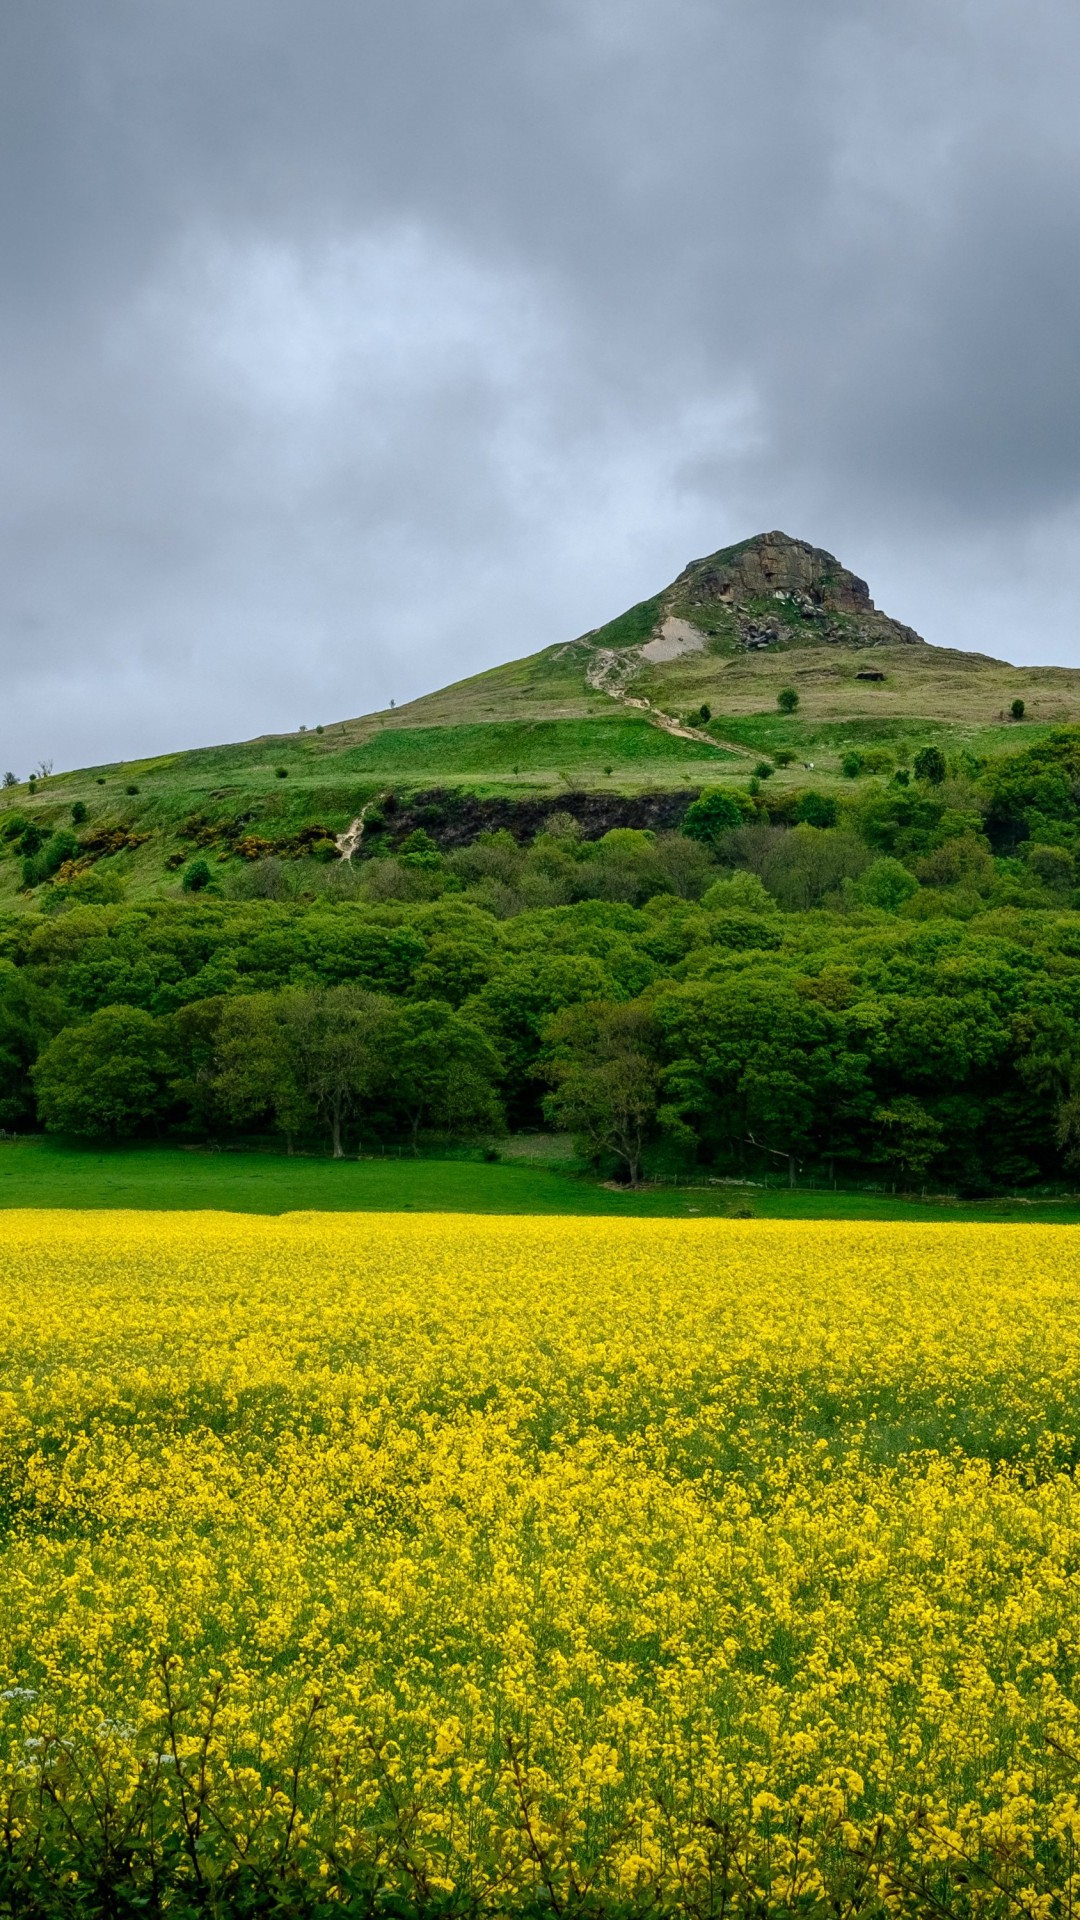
[2,1210,1080,1911]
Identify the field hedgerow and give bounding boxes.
[2,1212,1080,1916]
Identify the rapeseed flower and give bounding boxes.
[0,1211,1076,1911]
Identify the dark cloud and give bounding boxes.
[1,0,1079,774]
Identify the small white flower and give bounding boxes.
[1,1688,38,1703]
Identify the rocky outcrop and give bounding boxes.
[677,531,872,610]
[670,531,925,649]
[586,531,925,657]
[370,788,702,849]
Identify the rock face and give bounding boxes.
[677,531,876,609]
[591,530,925,654]
[672,531,925,649]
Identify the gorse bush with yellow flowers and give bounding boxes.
[3,1212,1080,1916]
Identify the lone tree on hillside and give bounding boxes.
[1011,697,1026,720]
[777,688,799,713]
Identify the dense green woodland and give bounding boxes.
[4,728,1080,1188]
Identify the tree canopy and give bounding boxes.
[8,729,1080,1186]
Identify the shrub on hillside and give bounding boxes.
[22,830,78,889]
[916,833,995,894]
[14,821,42,856]
[701,870,776,913]
[682,788,744,845]
[792,791,838,829]
[398,828,444,871]
[50,867,126,908]
[715,822,869,910]
[1024,843,1075,892]
[913,745,947,785]
[182,859,213,893]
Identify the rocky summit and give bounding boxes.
[590,530,926,657]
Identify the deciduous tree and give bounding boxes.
[32,1004,173,1138]
[390,1000,503,1148]
[539,998,661,1186]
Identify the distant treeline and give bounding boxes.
[4,728,1080,1188]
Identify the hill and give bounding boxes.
[4,529,1080,901]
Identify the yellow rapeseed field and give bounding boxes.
[3,1209,1080,1913]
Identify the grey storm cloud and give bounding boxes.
[2,0,1080,773]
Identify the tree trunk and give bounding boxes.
[331,1109,343,1159]
[788,1153,796,1189]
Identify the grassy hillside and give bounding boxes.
[0,708,735,907]
[4,530,1080,903]
[634,641,1080,750]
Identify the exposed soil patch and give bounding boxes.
[335,798,379,862]
[639,616,706,664]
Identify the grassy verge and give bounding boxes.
[2,1137,1079,1221]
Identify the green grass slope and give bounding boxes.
[0,705,735,907]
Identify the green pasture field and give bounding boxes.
[4,713,729,824]
[332,716,735,778]
[2,1136,1078,1223]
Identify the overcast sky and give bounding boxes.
[3,0,1080,775]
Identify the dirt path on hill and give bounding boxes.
[333,650,751,858]
[584,647,752,756]
[335,797,379,861]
